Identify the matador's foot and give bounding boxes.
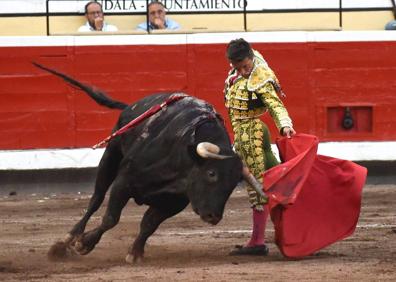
[229,244,269,256]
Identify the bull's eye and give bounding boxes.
[207,170,217,182]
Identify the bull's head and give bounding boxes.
[186,140,243,225]
[188,140,265,225]
[197,142,265,198]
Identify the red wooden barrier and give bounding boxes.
[0,39,395,149]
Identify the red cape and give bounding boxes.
[263,133,367,258]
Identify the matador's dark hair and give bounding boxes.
[226,38,254,62]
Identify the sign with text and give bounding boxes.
[0,0,392,14]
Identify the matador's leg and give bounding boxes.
[230,120,274,255]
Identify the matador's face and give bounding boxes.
[231,57,254,79]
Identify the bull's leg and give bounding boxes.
[66,142,122,243]
[73,177,130,255]
[126,198,189,264]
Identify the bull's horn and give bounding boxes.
[196,142,231,159]
[242,166,268,199]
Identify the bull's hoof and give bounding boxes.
[125,253,143,264]
[73,240,94,255]
[72,233,97,255]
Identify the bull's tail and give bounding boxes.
[33,62,128,110]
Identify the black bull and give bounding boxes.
[34,63,246,263]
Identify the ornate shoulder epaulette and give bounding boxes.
[247,65,276,92]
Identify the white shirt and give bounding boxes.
[78,22,118,32]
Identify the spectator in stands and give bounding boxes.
[78,1,118,32]
[385,3,396,30]
[385,20,396,30]
[136,1,180,31]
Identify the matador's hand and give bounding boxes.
[281,126,296,138]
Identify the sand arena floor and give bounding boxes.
[0,184,395,281]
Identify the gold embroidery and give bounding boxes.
[224,50,293,208]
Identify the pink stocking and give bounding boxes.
[246,205,269,247]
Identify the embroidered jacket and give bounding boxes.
[224,50,293,131]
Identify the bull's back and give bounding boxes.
[115,92,219,151]
[117,93,217,132]
[118,93,175,126]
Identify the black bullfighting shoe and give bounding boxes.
[229,244,269,256]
